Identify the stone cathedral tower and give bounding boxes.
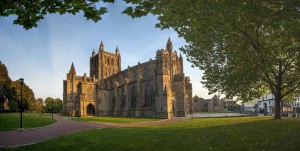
[63,38,193,118]
[90,41,121,81]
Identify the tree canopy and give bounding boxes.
[123,0,300,119]
[0,62,38,111]
[45,97,63,113]
[0,62,18,110]
[1,0,115,30]
[11,80,36,111]
[0,62,60,113]
[33,98,44,113]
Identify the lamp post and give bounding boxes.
[19,78,24,130]
[52,100,54,119]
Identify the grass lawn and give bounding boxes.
[2,117,300,151]
[0,113,56,131]
[70,116,162,124]
[197,110,235,114]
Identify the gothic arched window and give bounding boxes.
[121,88,126,109]
[132,71,137,81]
[112,95,115,110]
[144,84,153,107]
[143,68,148,80]
[131,85,137,108]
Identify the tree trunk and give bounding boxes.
[274,94,281,120]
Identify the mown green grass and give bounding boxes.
[0,113,56,131]
[2,117,300,151]
[70,116,162,123]
[198,110,235,114]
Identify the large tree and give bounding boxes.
[0,62,38,111]
[123,0,300,119]
[45,97,62,113]
[33,98,44,113]
[0,62,18,110]
[44,97,54,113]
[54,98,63,113]
[11,80,36,111]
[1,0,115,30]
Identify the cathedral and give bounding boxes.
[63,38,193,119]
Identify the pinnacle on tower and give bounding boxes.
[99,41,104,51]
[70,62,76,73]
[92,49,96,57]
[115,46,120,54]
[166,37,173,52]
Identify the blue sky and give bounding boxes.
[0,1,212,100]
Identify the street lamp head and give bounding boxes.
[19,78,24,84]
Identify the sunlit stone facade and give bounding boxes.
[63,38,192,118]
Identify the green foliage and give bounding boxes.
[0,62,12,85]
[54,98,63,113]
[0,113,55,131]
[44,97,54,113]
[4,117,300,150]
[44,97,63,113]
[11,80,36,111]
[123,0,300,119]
[71,116,161,123]
[0,0,116,30]
[0,62,39,111]
[225,101,242,112]
[0,63,18,110]
[32,98,44,113]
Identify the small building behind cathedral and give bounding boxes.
[63,38,192,119]
[192,95,224,112]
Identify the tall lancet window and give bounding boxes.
[144,84,153,107]
[143,68,148,80]
[132,71,137,81]
[120,88,126,109]
[131,85,137,108]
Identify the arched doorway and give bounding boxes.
[87,104,95,116]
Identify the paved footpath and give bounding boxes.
[0,115,184,147]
